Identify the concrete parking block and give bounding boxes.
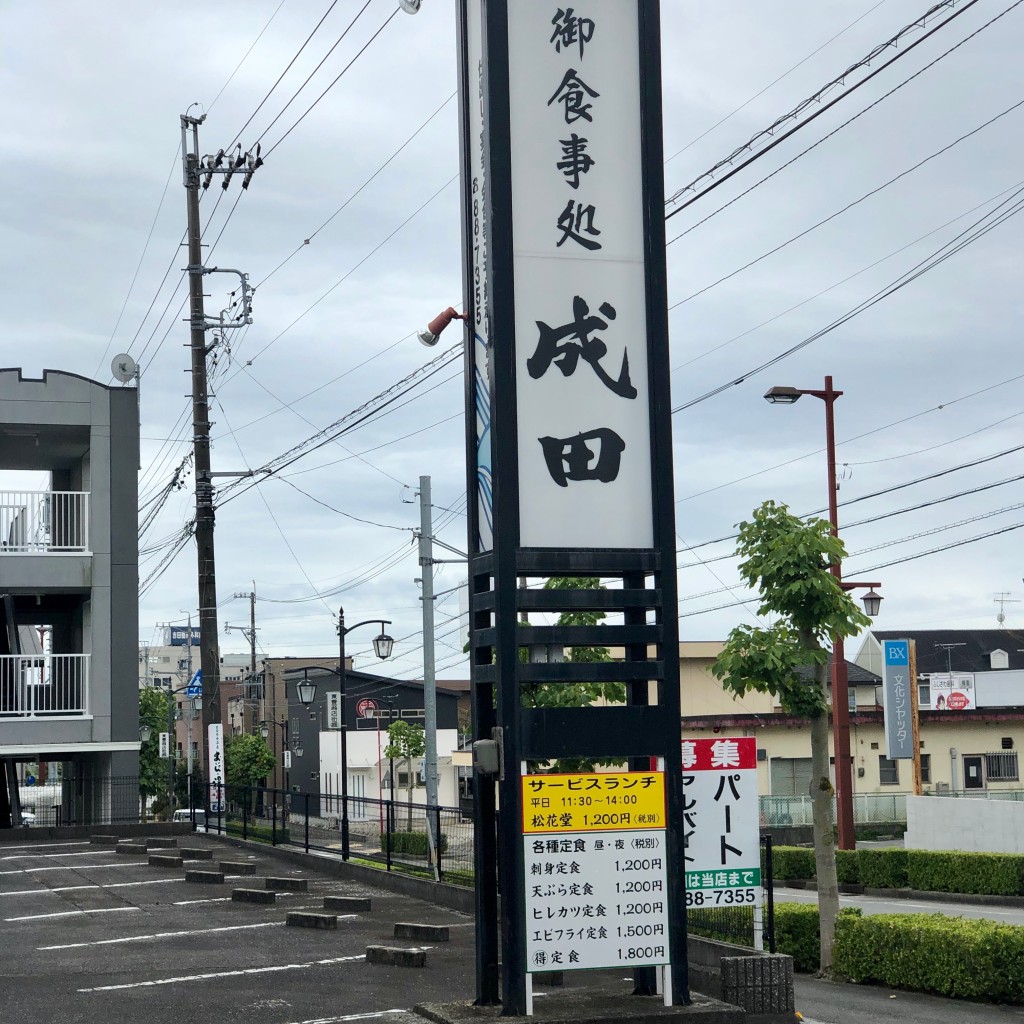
[219,860,256,874]
[265,876,307,891]
[115,843,147,856]
[184,869,225,884]
[286,912,337,930]
[180,847,213,860]
[232,888,276,904]
[395,922,449,942]
[366,945,426,968]
[89,835,119,845]
[323,895,371,912]
[148,853,183,868]
[145,837,178,849]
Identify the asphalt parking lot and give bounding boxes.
[0,835,477,1024]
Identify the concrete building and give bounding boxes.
[0,368,139,827]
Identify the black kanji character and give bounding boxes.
[527,296,635,398]
[550,8,595,58]
[556,199,602,251]
[538,429,625,487]
[557,134,595,189]
[547,69,599,124]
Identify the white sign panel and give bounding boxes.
[159,731,170,759]
[524,829,669,972]
[284,750,292,770]
[881,640,914,759]
[208,723,225,812]
[927,673,975,711]
[465,0,493,552]
[326,691,342,730]
[682,738,761,904]
[508,2,653,548]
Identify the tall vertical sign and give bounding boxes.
[208,722,225,811]
[881,639,914,760]
[459,1,683,1013]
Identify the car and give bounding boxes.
[172,809,207,832]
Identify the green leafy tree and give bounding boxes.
[224,733,276,810]
[710,500,870,973]
[385,720,425,830]
[139,687,170,806]
[523,577,625,773]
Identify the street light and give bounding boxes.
[764,376,883,851]
[337,606,394,859]
[260,718,291,826]
[139,724,153,743]
[296,671,317,707]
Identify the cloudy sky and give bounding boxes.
[3,0,1022,680]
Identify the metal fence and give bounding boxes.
[194,783,474,882]
[759,792,907,827]
[18,775,144,827]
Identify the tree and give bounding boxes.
[139,687,170,803]
[522,576,625,773]
[385,720,425,830]
[709,500,870,974]
[224,733,276,810]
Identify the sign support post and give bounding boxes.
[457,1,686,1013]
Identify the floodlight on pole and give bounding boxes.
[418,306,467,347]
[762,385,803,405]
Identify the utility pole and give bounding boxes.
[418,477,439,829]
[180,112,260,772]
[227,589,259,732]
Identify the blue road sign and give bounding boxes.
[186,669,202,698]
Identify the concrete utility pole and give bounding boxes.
[180,112,260,773]
[182,112,221,775]
[227,588,259,732]
[418,477,439,821]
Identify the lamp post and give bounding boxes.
[764,377,883,850]
[260,717,290,825]
[337,608,394,859]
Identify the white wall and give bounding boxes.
[905,794,1024,853]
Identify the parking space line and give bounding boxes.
[289,1012,409,1024]
[0,842,89,854]
[6,907,141,922]
[2,877,184,897]
[2,850,117,861]
[173,897,232,906]
[39,921,285,949]
[1,863,146,875]
[77,953,368,992]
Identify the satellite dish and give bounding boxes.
[111,353,138,384]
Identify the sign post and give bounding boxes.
[457,1,684,1012]
[208,723,225,813]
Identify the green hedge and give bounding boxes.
[379,830,448,856]
[834,912,1024,1002]
[768,846,1024,896]
[226,821,288,845]
[771,846,815,880]
[907,851,1024,896]
[774,903,862,973]
[858,848,908,889]
[836,849,859,885]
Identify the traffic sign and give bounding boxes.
[185,669,202,697]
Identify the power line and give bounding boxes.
[664,0,982,216]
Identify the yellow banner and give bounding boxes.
[521,771,666,833]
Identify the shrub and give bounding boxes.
[770,846,815,881]
[834,912,1024,1002]
[857,847,908,889]
[835,849,859,886]
[907,851,1024,896]
[226,820,287,845]
[774,904,862,973]
[379,830,448,856]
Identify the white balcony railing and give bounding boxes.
[0,491,90,553]
[0,654,90,717]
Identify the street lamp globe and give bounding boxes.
[296,679,317,706]
[373,632,395,660]
[259,722,270,739]
[139,724,152,742]
[861,589,883,617]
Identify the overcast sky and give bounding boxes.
[2,1,1022,680]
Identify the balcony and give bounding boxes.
[0,491,89,553]
[0,654,90,718]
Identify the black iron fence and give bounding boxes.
[17,775,146,827]
[193,782,474,882]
